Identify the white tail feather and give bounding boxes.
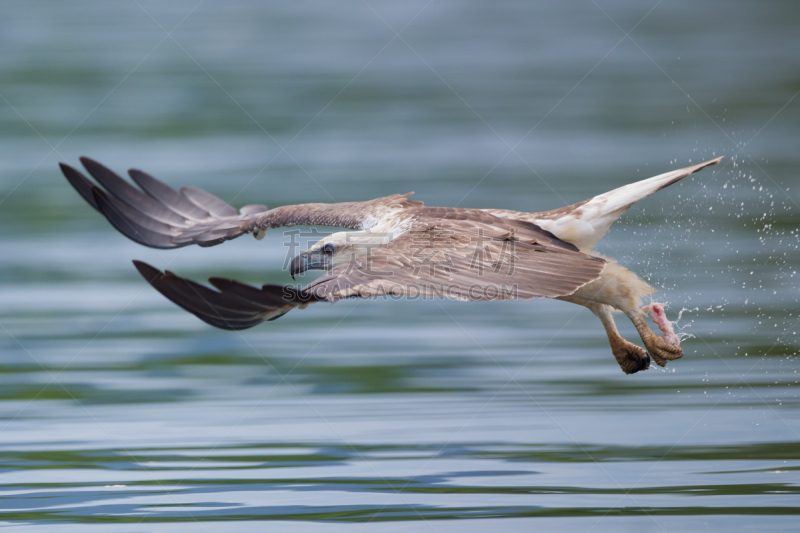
[579,157,722,223]
[525,157,723,250]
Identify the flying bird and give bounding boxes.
[60,156,722,374]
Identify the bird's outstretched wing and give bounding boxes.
[133,261,320,330]
[307,208,607,302]
[60,157,422,249]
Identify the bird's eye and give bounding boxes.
[322,243,335,255]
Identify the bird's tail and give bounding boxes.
[574,157,722,223]
[529,157,723,250]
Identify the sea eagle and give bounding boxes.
[60,156,721,374]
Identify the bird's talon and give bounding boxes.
[643,334,683,368]
[611,339,650,375]
[649,352,668,367]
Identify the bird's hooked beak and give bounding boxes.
[289,249,331,280]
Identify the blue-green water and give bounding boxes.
[1,1,799,531]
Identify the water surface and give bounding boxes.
[1,1,799,531]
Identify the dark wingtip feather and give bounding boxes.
[60,162,100,211]
[208,277,294,308]
[79,156,109,176]
[80,158,192,227]
[131,262,273,331]
[207,277,236,291]
[128,168,212,220]
[91,186,179,249]
[180,186,238,217]
[132,260,162,284]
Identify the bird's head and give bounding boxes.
[289,231,390,279]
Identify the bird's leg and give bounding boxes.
[558,296,649,374]
[594,304,651,374]
[625,309,683,367]
[591,303,651,374]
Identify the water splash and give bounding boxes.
[674,306,699,343]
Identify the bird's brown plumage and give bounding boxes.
[60,155,723,374]
[306,207,606,302]
[60,156,606,307]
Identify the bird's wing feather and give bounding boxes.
[131,210,604,330]
[307,208,606,302]
[61,158,422,249]
[133,261,319,330]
